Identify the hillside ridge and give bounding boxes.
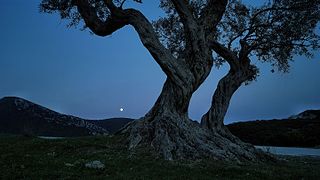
[227,110,320,147]
[0,96,109,136]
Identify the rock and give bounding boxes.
[65,163,74,167]
[85,160,105,169]
[47,152,56,157]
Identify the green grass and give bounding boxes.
[0,134,319,179]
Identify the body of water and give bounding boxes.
[255,146,320,156]
[38,136,65,140]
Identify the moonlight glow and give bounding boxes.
[120,108,124,112]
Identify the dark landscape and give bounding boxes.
[1,134,320,179]
[228,110,320,148]
[0,97,132,137]
[1,96,320,179]
[1,96,319,148]
[1,0,320,179]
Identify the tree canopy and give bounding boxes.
[40,0,319,73]
[154,0,320,72]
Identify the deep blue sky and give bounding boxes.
[0,0,319,124]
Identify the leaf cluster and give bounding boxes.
[40,0,320,72]
[39,0,140,28]
[219,0,320,72]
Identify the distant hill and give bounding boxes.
[90,118,134,134]
[227,110,320,147]
[288,110,320,120]
[0,97,109,137]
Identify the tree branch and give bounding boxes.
[170,0,195,23]
[170,0,205,58]
[250,7,298,24]
[75,0,194,86]
[75,0,127,36]
[227,28,250,49]
[239,39,252,61]
[209,40,239,70]
[101,0,194,86]
[170,0,198,33]
[199,0,228,38]
[127,9,194,85]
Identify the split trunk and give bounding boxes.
[120,66,271,161]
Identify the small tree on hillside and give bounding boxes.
[40,0,320,161]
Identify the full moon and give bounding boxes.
[120,108,124,112]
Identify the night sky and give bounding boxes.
[1,0,319,124]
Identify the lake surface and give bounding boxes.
[38,136,65,140]
[255,146,320,156]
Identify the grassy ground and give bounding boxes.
[0,134,319,180]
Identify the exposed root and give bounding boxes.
[119,116,274,162]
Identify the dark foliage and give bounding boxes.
[39,0,320,73]
[154,0,320,72]
[222,0,320,72]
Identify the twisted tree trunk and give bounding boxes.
[77,0,270,162]
[201,62,256,131]
[201,70,242,131]
[198,58,262,158]
[120,78,194,160]
[120,64,270,161]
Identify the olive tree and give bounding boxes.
[40,0,319,161]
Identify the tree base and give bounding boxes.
[119,115,274,162]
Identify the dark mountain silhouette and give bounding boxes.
[90,118,134,134]
[227,110,320,147]
[0,97,109,137]
[288,110,320,120]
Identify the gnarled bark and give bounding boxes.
[197,38,265,161]
[119,76,270,162]
[201,61,256,131]
[201,40,257,131]
[109,1,269,161]
[43,0,273,162]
